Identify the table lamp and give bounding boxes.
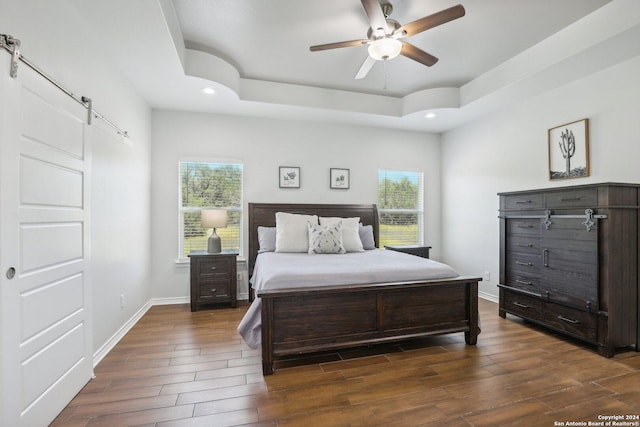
[201,209,228,253]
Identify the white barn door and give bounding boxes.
[0,53,93,426]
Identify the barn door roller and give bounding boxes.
[0,34,20,77]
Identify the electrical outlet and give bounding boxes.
[483,271,491,281]
[120,294,125,308]
[237,272,243,282]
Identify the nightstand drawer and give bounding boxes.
[196,257,232,277]
[198,280,231,301]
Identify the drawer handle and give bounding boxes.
[561,196,582,202]
[517,225,534,229]
[543,249,549,267]
[557,315,579,324]
[210,267,217,271]
[515,261,533,266]
[516,279,533,286]
[517,243,533,248]
[513,302,529,308]
[514,200,532,204]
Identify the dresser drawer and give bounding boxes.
[196,257,232,278]
[505,272,540,292]
[506,252,541,273]
[502,193,544,210]
[507,235,540,255]
[502,290,543,321]
[545,188,597,209]
[544,302,597,342]
[506,218,541,236]
[198,280,231,302]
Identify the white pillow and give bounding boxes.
[308,222,346,254]
[275,212,318,252]
[319,216,364,252]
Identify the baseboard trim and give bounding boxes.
[92,299,153,368]
[92,297,191,367]
[152,296,189,305]
[479,291,498,303]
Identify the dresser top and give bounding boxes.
[498,182,640,196]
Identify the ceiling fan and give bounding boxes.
[309,0,465,79]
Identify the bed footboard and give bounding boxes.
[259,276,480,375]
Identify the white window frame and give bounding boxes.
[178,159,244,261]
[377,169,424,247]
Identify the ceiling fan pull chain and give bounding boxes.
[383,59,388,92]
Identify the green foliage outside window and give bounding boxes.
[179,161,243,257]
[378,170,424,247]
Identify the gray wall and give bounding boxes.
[151,111,442,299]
[441,55,640,300]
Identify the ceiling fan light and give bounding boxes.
[368,37,402,61]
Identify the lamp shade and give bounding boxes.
[368,37,402,61]
[201,209,228,229]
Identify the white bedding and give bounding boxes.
[237,249,459,348]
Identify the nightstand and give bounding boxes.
[384,245,432,259]
[189,251,237,311]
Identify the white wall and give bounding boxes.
[441,55,640,300]
[151,111,442,300]
[0,1,152,358]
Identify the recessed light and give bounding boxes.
[202,87,216,95]
[425,112,437,119]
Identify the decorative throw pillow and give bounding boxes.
[275,212,318,252]
[319,216,364,252]
[308,221,346,254]
[359,224,376,250]
[257,226,276,252]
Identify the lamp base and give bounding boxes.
[207,229,222,253]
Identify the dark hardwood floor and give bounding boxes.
[52,298,640,426]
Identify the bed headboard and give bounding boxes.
[247,203,379,277]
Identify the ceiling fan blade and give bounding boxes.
[361,0,389,36]
[310,39,369,52]
[355,56,376,79]
[398,4,465,37]
[400,42,439,67]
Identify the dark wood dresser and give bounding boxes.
[189,251,237,311]
[498,183,640,357]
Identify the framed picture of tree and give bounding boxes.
[548,118,589,180]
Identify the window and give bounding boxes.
[179,160,243,258]
[378,169,424,247]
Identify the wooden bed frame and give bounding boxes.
[248,203,481,375]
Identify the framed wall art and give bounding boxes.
[330,168,350,189]
[548,118,589,180]
[279,166,300,188]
